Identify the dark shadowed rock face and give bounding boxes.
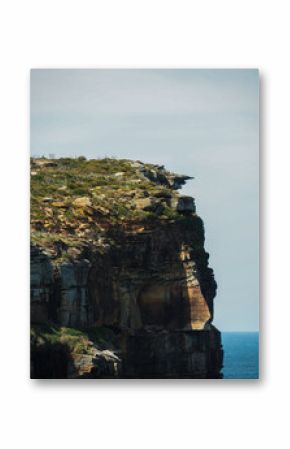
[122,328,223,379]
[30,157,222,378]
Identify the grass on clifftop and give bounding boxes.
[31,156,193,257]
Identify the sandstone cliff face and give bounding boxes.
[31,218,215,332]
[30,157,222,378]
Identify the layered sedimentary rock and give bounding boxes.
[30,157,223,378]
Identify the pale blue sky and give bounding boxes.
[31,69,259,331]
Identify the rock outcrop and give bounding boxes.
[30,157,223,378]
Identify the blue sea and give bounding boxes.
[221,332,259,379]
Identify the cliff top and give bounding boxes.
[31,157,195,261]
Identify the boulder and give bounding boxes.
[176,196,196,214]
[153,190,172,199]
[44,207,53,217]
[134,197,152,210]
[33,159,57,168]
[130,161,144,169]
[52,201,67,208]
[72,197,92,208]
[143,201,165,215]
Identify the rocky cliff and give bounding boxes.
[30,157,223,378]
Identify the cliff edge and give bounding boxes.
[30,157,223,378]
